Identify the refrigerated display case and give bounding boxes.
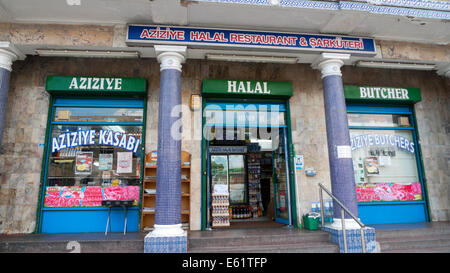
[228,155,247,205]
[210,155,229,188]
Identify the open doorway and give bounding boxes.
[204,106,294,229]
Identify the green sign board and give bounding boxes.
[344,85,421,103]
[46,76,147,96]
[202,79,293,98]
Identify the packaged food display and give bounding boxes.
[248,153,263,218]
[211,193,230,227]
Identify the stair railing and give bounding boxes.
[318,183,366,253]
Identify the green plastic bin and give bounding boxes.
[303,215,319,230]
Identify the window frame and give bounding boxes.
[347,104,427,206]
[37,96,146,232]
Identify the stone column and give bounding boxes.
[0,42,25,149]
[314,53,360,228]
[144,45,187,253]
[313,53,378,253]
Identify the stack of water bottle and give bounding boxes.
[311,199,334,225]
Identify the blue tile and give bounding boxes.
[322,226,376,253]
[144,235,187,253]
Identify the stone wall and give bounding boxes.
[0,56,448,234]
[0,57,50,234]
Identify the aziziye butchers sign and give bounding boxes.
[202,79,293,97]
[351,133,415,154]
[344,85,421,102]
[126,25,376,55]
[46,76,147,95]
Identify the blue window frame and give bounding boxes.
[39,97,146,233]
[347,104,428,225]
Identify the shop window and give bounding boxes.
[348,113,410,127]
[43,99,144,208]
[54,107,143,123]
[204,103,286,127]
[348,111,423,203]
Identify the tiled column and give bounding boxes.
[314,53,360,228]
[145,45,187,253]
[314,53,377,253]
[0,42,25,149]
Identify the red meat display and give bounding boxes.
[81,186,103,206]
[103,186,125,200]
[103,186,140,202]
[356,182,422,202]
[44,187,83,207]
[44,185,140,207]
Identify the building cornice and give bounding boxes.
[187,0,450,20]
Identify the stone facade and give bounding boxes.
[0,56,448,234]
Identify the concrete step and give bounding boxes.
[188,228,338,253]
[383,245,450,253]
[0,239,144,253]
[0,233,146,253]
[375,227,450,240]
[378,234,450,252]
[189,241,339,253]
[373,223,450,253]
[188,231,331,249]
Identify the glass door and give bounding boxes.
[209,155,229,228]
[210,155,229,192]
[228,155,246,204]
[273,127,292,225]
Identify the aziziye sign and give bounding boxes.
[126,25,377,55]
[344,85,421,103]
[46,76,147,96]
[202,79,293,98]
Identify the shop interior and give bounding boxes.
[207,126,291,229]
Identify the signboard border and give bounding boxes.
[45,75,147,96]
[202,79,293,98]
[126,24,377,56]
[344,85,422,104]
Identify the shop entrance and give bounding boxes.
[203,102,295,229]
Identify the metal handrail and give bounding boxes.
[318,183,366,253]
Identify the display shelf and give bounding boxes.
[212,223,230,227]
[248,153,263,218]
[211,193,230,227]
[211,203,230,207]
[142,211,155,214]
[181,151,191,230]
[140,151,191,231]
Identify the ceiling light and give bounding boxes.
[66,0,81,6]
[36,49,139,58]
[356,61,435,70]
[270,0,280,6]
[206,54,298,64]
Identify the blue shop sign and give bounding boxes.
[126,25,376,55]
